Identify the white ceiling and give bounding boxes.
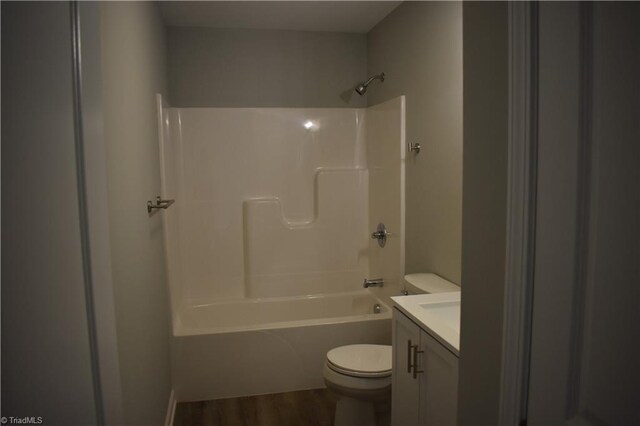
[158,1,402,34]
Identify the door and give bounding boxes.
[527,2,640,425]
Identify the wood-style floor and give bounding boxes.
[173,389,337,426]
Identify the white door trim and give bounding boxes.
[499,2,538,425]
[73,2,124,424]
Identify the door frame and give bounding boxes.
[72,2,124,424]
[499,2,538,425]
[500,3,600,424]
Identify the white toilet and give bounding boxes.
[323,344,392,426]
[324,274,460,425]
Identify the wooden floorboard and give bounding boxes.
[174,389,337,426]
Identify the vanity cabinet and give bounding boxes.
[392,307,458,426]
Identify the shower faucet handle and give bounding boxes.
[371,229,392,239]
[371,222,391,247]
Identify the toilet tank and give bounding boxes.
[403,273,460,294]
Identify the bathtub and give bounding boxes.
[171,290,392,401]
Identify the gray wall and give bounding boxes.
[100,2,172,425]
[167,27,367,107]
[367,2,463,284]
[458,2,509,425]
[575,5,639,422]
[1,2,98,423]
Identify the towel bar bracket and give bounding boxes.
[147,196,175,215]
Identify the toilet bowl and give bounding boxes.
[323,344,392,426]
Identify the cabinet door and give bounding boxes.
[419,330,459,426]
[392,308,421,426]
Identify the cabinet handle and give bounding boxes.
[407,339,413,373]
[412,344,424,379]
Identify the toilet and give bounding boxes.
[323,344,392,426]
[324,274,460,425]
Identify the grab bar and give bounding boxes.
[147,196,175,215]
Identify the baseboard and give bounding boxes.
[164,389,177,426]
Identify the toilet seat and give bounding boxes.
[323,344,392,423]
[324,364,391,393]
[326,344,392,378]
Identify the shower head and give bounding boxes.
[355,72,385,96]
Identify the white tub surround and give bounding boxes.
[366,97,406,297]
[160,98,405,308]
[158,97,406,401]
[161,107,370,303]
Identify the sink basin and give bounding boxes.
[418,301,460,333]
[391,292,461,355]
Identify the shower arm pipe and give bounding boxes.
[363,73,385,86]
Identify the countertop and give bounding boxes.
[391,292,461,356]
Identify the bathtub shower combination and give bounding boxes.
[157,95,406,401]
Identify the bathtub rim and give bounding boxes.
[173,290,391,337]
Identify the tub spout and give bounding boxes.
[363,278,384,288]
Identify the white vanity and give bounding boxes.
[391,289,460,426]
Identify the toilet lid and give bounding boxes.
[326,344,392,378]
